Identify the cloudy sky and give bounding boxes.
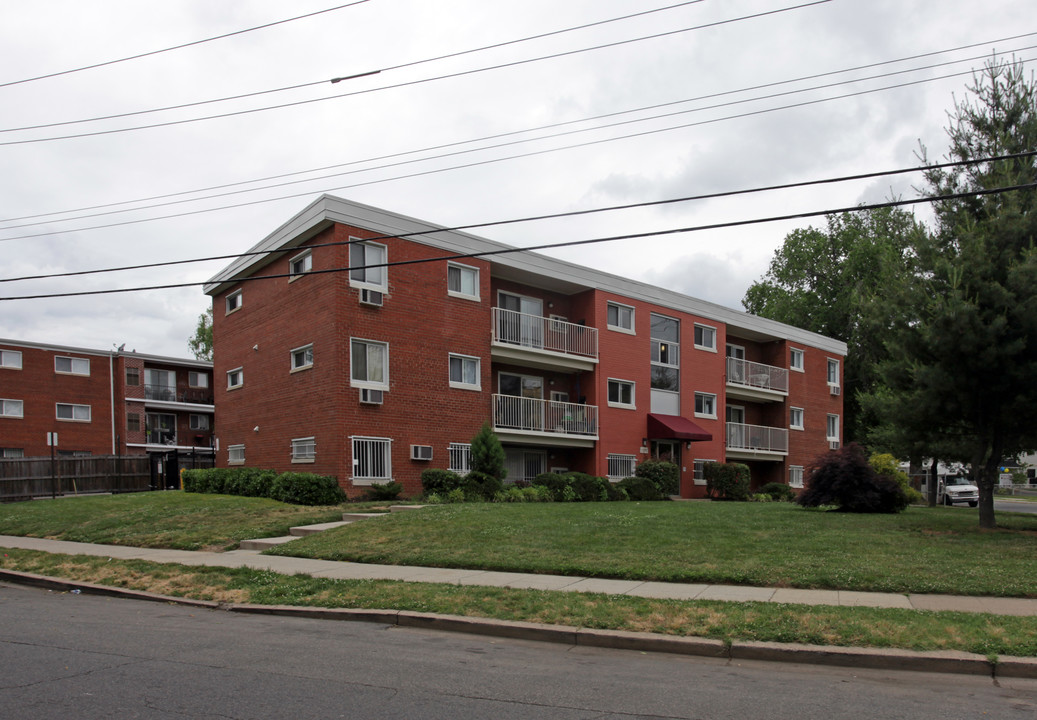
[1,0,1032,358]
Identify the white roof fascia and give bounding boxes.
[0,338,212,368]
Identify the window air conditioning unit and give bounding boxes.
[830,384,841,396]
[359,288,383,307]
[359,388,384,405]
[829,440,841,450]
[410,445,433,461]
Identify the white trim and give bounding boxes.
[448,353,481,390]
[349,239,388,292]
[227,367,243,390]
[790,406,804,431]
[606,378,635,409]
[290,344,314,372]
[606,453,637,480]
[291,436,316,463]
[288,249,313,281]
[228,444,245,465]
[56,402,91,422]
[693,458,716,486]
[0,398,24,418]
[350,435,393,485]
[694,323,717,352]
[188,371,209,388]
[694,392,717,419]
[225,289,242,315]
[606,301,635,334]
[350,337,389,390]
[54,355,90,376]
[826,413,840,441]
[446,261,480,301]
[0,349,22,369]
[790,347,805,372]
[789,465,804,488]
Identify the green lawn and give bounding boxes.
[269,501,1037,597]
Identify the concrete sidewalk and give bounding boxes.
[2,534,1036,616]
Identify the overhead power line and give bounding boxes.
[0,2,371,89]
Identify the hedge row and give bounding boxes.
[182,467,345,506]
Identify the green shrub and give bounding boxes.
[424,492,443,504]
[181,467,234,494]
[470,423,507,481]
[870,453,923,504]
[751,493,773,502]
[798,443,908,513]
[224,468,277,498]
[493,486,525,503]
[421,468,464,497]
[463,471,503,501]
[758,481,796,502]
[181,468,208,493]
[446,488,466,503]
[705,462,751,501]
[366,481,403,501]
[616,475,663,501]
[634,460,680,496]
[522,485,554,502]
[269,472,345,506]
[530,472,570,501]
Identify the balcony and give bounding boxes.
[726,357,788,402]
[491,308,598,372]
[143,384,215,409]
[726,422,788,460]
[493,394,598,447]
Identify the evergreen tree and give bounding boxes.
[470,422,507,481]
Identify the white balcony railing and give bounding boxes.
[726,357,789,394]
[726,422,788,453]
[493,394,598,437]
[492,308,598,359]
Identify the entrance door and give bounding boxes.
[651,439,681,466]
[726,344,745,383]
[726,405,745,448]
[499,372,544,430]
[498,292,543,348]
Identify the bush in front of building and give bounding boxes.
[757,481,796,502]
[634,460,680,496]
[704,462,751,501]
[869,452,924,505]
[797,443,908,513]
[182,467,344,506]
[420,468,464,496]
[615,475,662,501]
[419,468,501,501]
[470,423,507,482]
[182,467,233,494]
[269,472,346,506]
[224,468,277,498]
[531,472,616,502]
[463,471,503,501]
[365,481,403,501]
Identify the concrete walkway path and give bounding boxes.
[2,534,1035,616]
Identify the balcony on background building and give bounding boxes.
[491,308,598,372]
[143,384,214,408]
[725,357,788,402]
[492,394,598,447]
[726,422,788,460]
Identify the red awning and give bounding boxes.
[646,413,712,442]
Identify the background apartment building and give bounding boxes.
[205,195,845,498]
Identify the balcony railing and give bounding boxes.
[726,357,788,394]
[144,384,214,405]
[493,394,598,437]
[726,422,788,454]
[492,308,598,360]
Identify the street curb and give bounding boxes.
[3,569,1033,678]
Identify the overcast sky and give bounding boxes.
[1,0,1032,358]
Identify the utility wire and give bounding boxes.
[0,0,830,146]
[0,2,370,89]
[4,42,1031,232]
[2,181,1033,302]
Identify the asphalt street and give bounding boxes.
[2,582,1036,720]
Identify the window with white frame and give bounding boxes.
[291,344,314,372]
[351,339,388,389]
[292,436,316,462]
[226,290,242,314]
[447,262,479,300]
[228,444,245,464]
[2,448,24,458]
[790,406,804,430]
[1,399,23,418]
[790,348,804,372]
[694,459,715,486]
[349,240,387,290]
[694,392,717,418]
[789,465,804,488]
[827,358,840,386]
[188,371,208,388]
[607,379,635,408]
[289,250,313,279]
[0,350,22,369]
[227,367,243,389]
[448,442,472,474]
[126,367,140,386]
[693,324,717,351]
[650,313,680,404]
[827,414,840,440]
[55,356,90,375]
[189,414,210,431]
[56,403,91,422]
[607,453,637,480]
[448,354,480,389]
[606,302,634,333]
[352,436,391,484]
[127,413,141,432]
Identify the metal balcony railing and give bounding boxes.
[492,308,598,359]
[726,357,789,393]
[144,384,214,405]
[726,422,788,453]
[493,394,598,437]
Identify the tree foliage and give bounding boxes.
[797,443,907,513]
[470,423,507,482]
[188,306,213,361]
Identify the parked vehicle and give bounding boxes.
[943,476,979,507]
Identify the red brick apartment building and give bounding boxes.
[204,195,845,498]
[0,339,214,477]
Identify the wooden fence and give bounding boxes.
[1,455,153,502]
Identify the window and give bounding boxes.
[292,436,316,462]
[650,313,680,406]
[56,403,91,422]
[352,436,392,485]
[448,354,480,389]
[289,250,313,279]
[350,240,387,290]
[694,459,715,486]
[0,350,23,369]
[790,348,804,372]
[351,339,388,389]
[694,392,717,418]
[1,399,23,418]
[827,414,840,440]
[227,367,243,389]
[790,407,804,430]
[188,371,208,388]
[189,414,210,431]
[606,302,634,333]
[228,444,245,465]
[448,442,472,474]
[226,290,242,314]
[2,448,24,458]
[694,324,717,351]
[607,453,637,480]
[55,356,90,375]
[147,413,176,444]
[127,413,141,432]
[447,262,479,300]
[607,379,635,408]
[291,344,314,372]
[789,466,804,488]
[827,358,840,386]
[126,367,140,386]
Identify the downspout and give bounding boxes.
[109,352,116,455]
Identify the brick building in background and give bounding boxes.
[204,195,845,498]
[0,339,214,483]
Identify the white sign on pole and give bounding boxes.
[46,432,58,447]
